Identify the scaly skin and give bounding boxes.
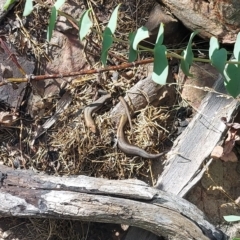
[117,113,166,159]
[84,93,111,133]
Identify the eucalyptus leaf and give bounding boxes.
[132,26,149,51]
[180,50,192,76]
[128,32,137,62]
[211,48,227,74]
[233,32,240,61]
[223,215,240,222]
[152,45,168,84]
[209,37,227,73]
[155,23,164,47]
[180,30,198,76]
[79,9,93,41]
[107,4,121,34]
[209,37,219,59]
[3,0,16,10]
[101,28,113,66]
[47,7,57,42]
[185,31,198,65]
[224,62,240,98]
[23,0,33,16]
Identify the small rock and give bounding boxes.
[221,151,238,162]
[144,4,188,45]
[2,230,11,239]
[121,224,129,231]
[211,146,223,159]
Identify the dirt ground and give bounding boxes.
[0,217,127,240]
[0,0,240,239]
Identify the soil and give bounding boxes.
[0,217,126,240]
[0,0,239,239]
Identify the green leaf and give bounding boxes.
[155,23,164,47]
[100,4,120,65]
[79,9,93,41]
[209,37,227,73]
[209,37,219,59]
[101,27,113,66]
[180,50,192,76]
[185,31,198,64]
[132,26,149,51]
[223,215,240,222]
[224,62,240,98]
[180,31,198,76]
[107,4,121,34]
[128,32,137,62]
[3,0,16,10]
[47,7,57,42]
[233,32,240,61]
[23,0,33,16]
[152,45,168,84]
[54,0,65,10]
[211,48,227,74]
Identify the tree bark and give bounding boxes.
[0,164,225,240]
[159,0,240,43]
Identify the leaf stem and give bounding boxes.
[59,11,240,66]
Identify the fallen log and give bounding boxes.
[0,164,225,240]
[123,71,239,239]
[110,65,176,123]
[0,69,234,240]
[156,74,239,196]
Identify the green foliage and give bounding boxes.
[224,61,240,98]
[132,26,149,51]
[46,0,65,41]
[101,28,113,66]
[23,0,33,17]
[47,7,57,42]
[180,31,198,76]
[3,0,16,10]
[223,215,240,222]
[209,37,227,74]
[224,216,240,240]
[152,45,168,84]
[152,24,168,84]
[78,9,93,41]
[128,32,138,62]
[100,4,121,65]
[233,33,240,61]
[107,4,121,34]
[224,32,240,97]
[4,1,240,98]
[155,23,164,47]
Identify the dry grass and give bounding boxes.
[0,217,125,240]
[1,0,174,181]
[0,0,179,239]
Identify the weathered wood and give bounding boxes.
[156,74,239,196]
[0,71,234,240]
[124,72,238,239]
[0,164,225,240]
[110,65,176,123]
[159,0,240,43]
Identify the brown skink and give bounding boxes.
[118,96,133,130]
[84,93,111,133]
[117,113,166,159]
